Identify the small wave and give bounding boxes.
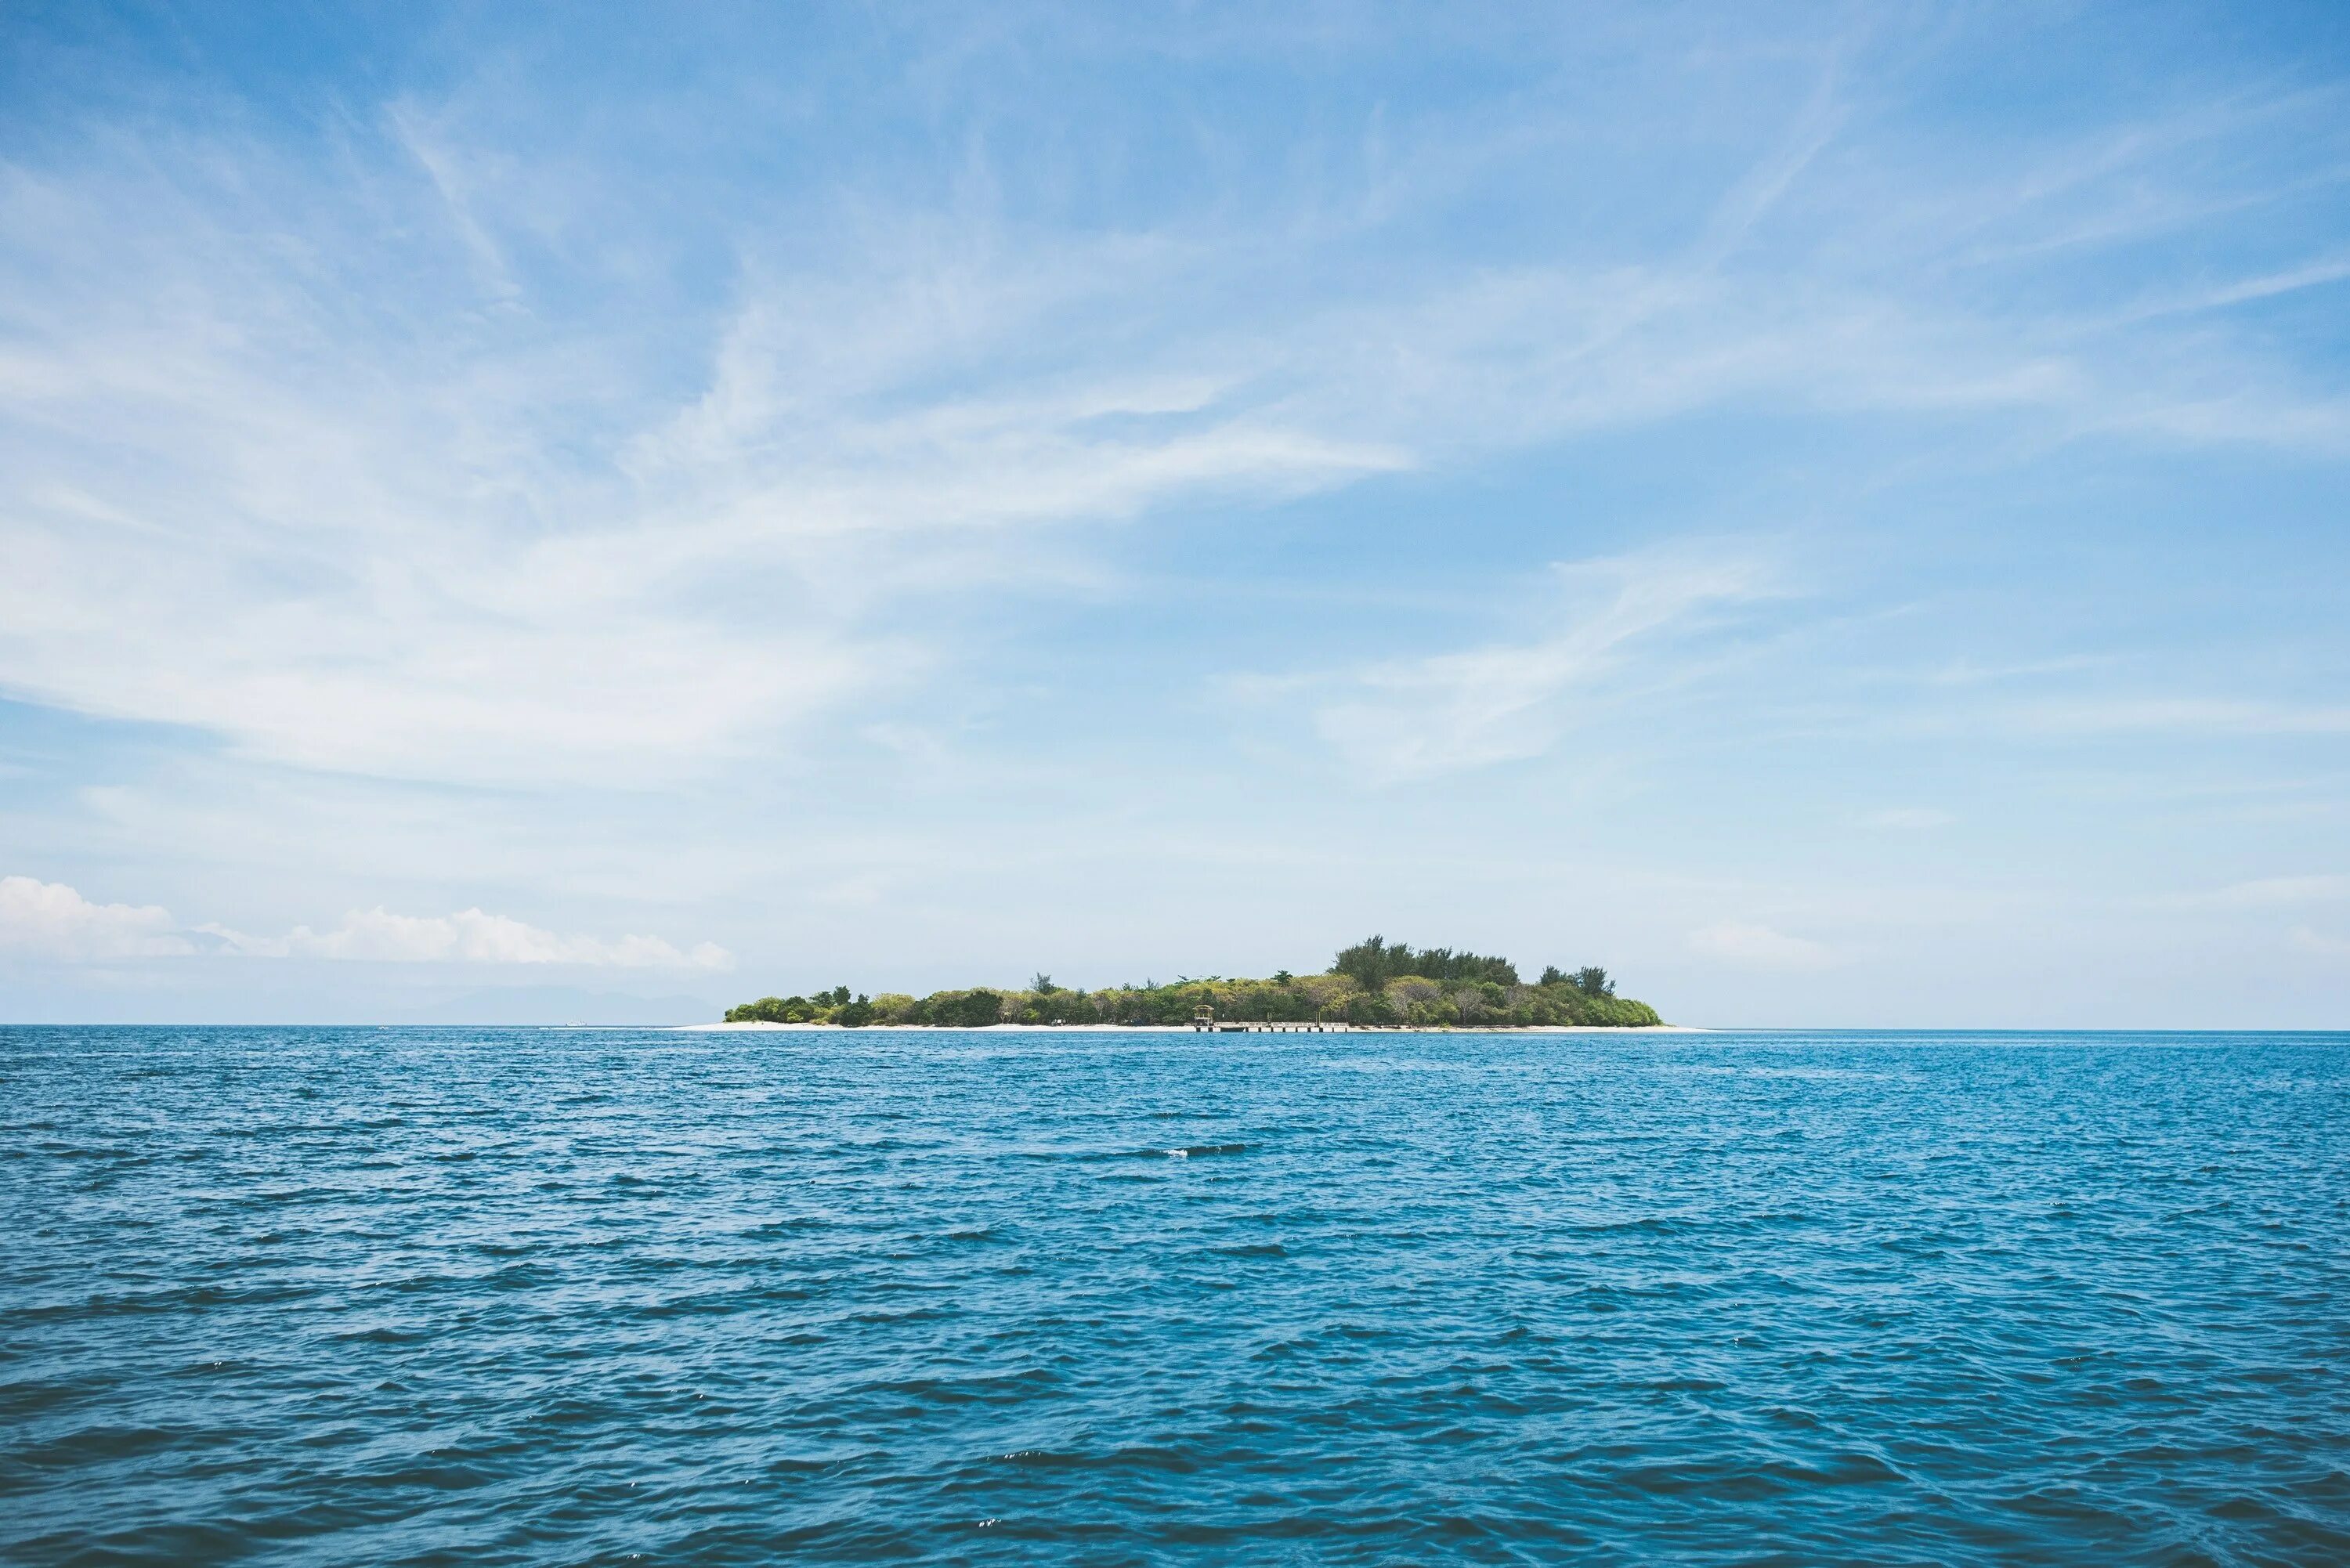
[10,1022,2344,1566]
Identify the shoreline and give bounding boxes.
[674,1021,1704,1034]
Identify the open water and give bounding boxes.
[3,1027,2347,1566]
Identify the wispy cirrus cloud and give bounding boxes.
[1309,547,1779,780]
[4,23,2348,796]
[0,154,1408,787]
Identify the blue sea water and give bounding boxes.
[3,1027,2347,1566]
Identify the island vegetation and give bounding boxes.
[722,935,1662,1028]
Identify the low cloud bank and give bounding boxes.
[0,876,192,959]
[0,875,731,971]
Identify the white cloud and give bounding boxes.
[2112,251,2350,324]
[0,874,728,970]
[0,875,193,959]
[4,52,2348,792]
[1688,920,1840,971]
[1311,547,1776,779]
[0,157,1406,786]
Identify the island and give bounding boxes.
[722,935,1663,1028]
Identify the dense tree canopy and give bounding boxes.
[1332,935,1520,988]
[724,938,1658,1028]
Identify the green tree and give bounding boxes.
[1333,934,1519,987]
[938,988,1003,1027]
[1332,935,1398,988]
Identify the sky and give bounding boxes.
[2,1,2348,1026]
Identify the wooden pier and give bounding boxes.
[1191,1008,1344,1032]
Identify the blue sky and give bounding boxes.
[3,2,2348,1024]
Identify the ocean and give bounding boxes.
[4,1026,2345,1564]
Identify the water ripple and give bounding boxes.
[2,1026,2346,1564]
